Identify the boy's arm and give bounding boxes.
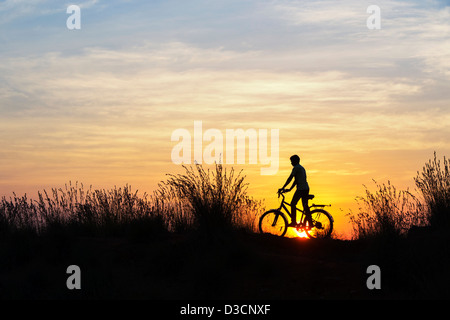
[279,174,293,192]
[287,181,296,191]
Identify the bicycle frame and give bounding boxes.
[277,191,329,225]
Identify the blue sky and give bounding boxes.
[1,0,450,236]
[1,0,448,53]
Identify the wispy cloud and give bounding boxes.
[0,41,445,165]
[0,0,61,24]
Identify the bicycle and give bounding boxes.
[258,190,334,239]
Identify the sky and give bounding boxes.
[1,0,450,238]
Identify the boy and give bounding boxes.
[278,155,312,228]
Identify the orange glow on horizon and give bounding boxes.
[293,229,309,239]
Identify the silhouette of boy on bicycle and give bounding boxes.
[278,155,313,228]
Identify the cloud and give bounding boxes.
[0,41,443,162]
[266,0,450,78]
[0,42,424,117]
[77,0,100,9]
[0,0,61,24]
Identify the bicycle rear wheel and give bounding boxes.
[259,210,288,237]
[305,209,333,239]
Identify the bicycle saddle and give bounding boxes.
[308,194,315,200]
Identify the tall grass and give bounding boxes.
[348,152,450,240]
[1,164,264,239]
[347,180,426,240]
[414,152,450,230]
[154,164,264,236]
[1,181,166,239]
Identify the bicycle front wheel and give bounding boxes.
[305,209,333,239]
[259,210,288,237]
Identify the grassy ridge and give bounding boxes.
[347,152,450,240]
[1,154,450,299]
[1,182,167,240]
[1,164,263,241]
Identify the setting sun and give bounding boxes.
[293,229,309,239]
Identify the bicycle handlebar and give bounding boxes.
[277,189,288,200]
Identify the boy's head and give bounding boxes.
[290,155,300,166]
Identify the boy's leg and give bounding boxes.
[301,189,312,228]
[290,190,301,226]
[302,196,312,228]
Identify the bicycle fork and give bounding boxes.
[271,213,280,227]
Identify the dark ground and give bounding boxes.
[1,228,450,300]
